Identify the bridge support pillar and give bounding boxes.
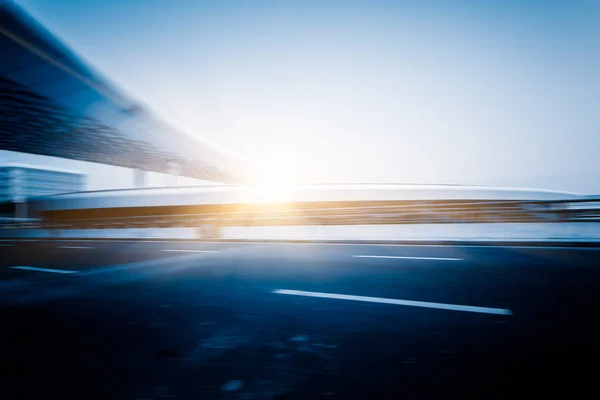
[166,161,181,187]
[133,169,147,188]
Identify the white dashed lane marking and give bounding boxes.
[273,289,512,316]
[353,255,462,261]
[162,250,219,253]
[11,266,77,274]
[57,246,92,249]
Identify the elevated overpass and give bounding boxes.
[0,1,242,183]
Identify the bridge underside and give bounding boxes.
[0,1,240,183]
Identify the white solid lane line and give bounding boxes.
[162,249,219,253]
[353,255,462,261]
[11,266,77,274]
[57,246,92,249]
[273,289,512,316]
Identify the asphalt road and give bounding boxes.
[1,240,599,399]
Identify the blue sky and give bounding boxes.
[7,0,600,192]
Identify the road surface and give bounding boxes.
[1,240,599,399]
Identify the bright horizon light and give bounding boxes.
[242,182,295,204]
[244,146,300,203]
[246,140,305,186]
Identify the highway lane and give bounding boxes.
[1,241,599,399]
[0,241,246,280]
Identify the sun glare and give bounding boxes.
[243,154,300,203]
[243,183,294,203]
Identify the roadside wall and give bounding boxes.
[2,223,600,241]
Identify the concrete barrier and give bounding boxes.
[1,223,600,242]
[222,223,600,241]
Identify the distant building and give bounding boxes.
[0,164,86,203]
